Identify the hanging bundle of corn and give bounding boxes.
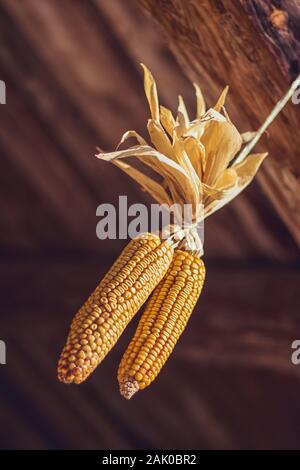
[58,63,299,397]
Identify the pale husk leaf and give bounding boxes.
[214,168,238,191]
[204,152,267,217]
[185,108,226,139]
[214,86,229,113]
[194,83,206,118]
[112,160,172,206]
[96,145,195,202]
[141,63,159,122]
[177,95,190,128]
[117,130,147,149]
[175,111,188,138]
[160,105,176,137]
[147,119,173,158]
[233,152,268,184]
[201,120,242,186]
[183,136,206,177]
[172,134,201,204]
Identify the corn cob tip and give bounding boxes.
[119,376,139,400]
[57,364,85,384]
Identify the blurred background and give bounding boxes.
[1,0,300,449]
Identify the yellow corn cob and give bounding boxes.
[118,249,205,399]
[58,233,174,384]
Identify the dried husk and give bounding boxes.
[95,64,274,254]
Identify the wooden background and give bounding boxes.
[0,0,300,449]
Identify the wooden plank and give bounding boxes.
[1,259,300,449]
[0,0,297,259]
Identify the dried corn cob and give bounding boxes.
[118,249,205,399]
[58,233,174,384]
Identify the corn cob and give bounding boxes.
[118,249,205,399]
[58,233,174,384]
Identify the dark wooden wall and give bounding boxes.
[0,0,300,450]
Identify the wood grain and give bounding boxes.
[0,0,298,259]
[1,258,300,449]
[0,0,299,451]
